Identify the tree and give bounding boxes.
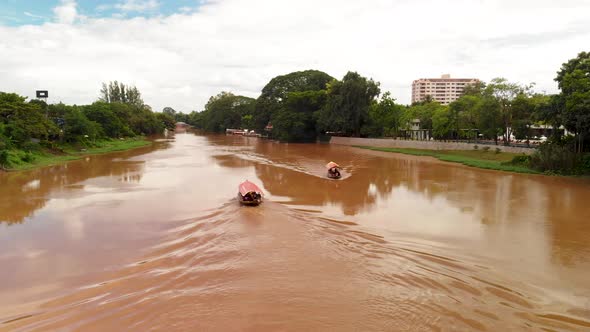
[253,70,334,133]
[432,107,453,140]
[534,94,564,140]
[63,107,102,142]
[362,92,403,137]
[187,111,203,128]
[555,51,590,153]
[476,96,502,143]
[272,90,326,142]
[174,112,190,124]
[316,71,380,136]
[162,107,176,117]
[0,92,58,146]
[512,93,546,145]
[0,123,9,150]
[99,81,145,108]
[201,92,255,133]
[0,92,27,120]
[401,100,443,138]
[156,112,175,130]
[241,114,254,130]
[83,102,132,138]
[462,81,486,96]
[450,95,480,141]
[484,78,534,145]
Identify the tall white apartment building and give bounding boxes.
[411,74,479,105]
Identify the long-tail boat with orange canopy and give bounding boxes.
[325,161,341,179]
[237,180,263,206]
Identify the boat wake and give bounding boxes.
[3,201,589,331]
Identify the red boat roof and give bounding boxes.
[325,161,340,169]
[239,180,263,196]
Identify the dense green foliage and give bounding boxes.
[528,141,579,173]
[199,92,256,133]
[99,81,144,108]
[184,52,587,174]
[316,72,380,137]
[188,66,571,151]
[362,92,404,137]
[273,90,327,142]
[402,100,445,136]
[0,93,59,146]
[3,52,585,176]
[523,52,590,174]
[555,51,590,153]
[1,82,168,170]
[253,70,334,134]
[62,105,102,142]
[189,70,385,142]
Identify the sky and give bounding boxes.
[0,0,589,113]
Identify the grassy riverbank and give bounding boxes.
[356,146,540,174]
[1,138,151,171]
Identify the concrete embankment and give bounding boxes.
[330,137,535,155]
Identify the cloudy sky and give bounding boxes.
[0,0,588,113]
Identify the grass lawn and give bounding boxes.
[355,146,539,175]
[2,138,151,171]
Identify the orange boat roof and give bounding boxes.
[239,180,263,196]
[325,161,340,169]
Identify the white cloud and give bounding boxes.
[1,0,589,113]
[24,12,45,20]
[115,0,160,12]
[52,0,78,24]
[96,4,113,12]
[0,16,21,23]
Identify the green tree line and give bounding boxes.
[182,70,385,142]
[182,70,547,144]
[1,81,174,169]
[184,52,588,174]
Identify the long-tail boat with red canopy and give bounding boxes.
[325,161,341,179]
[237,180,263,206]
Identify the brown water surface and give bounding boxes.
[1,133,590,331]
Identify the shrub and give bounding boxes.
[21,152,35,163]
[529,142,579,174]
[40,140,58,150]
[21,141,40,152]
[482,146,490,152]
[473,145,478,150]
[0,150,9,167]
[0,124,11,150]
[504,155,531,167]
[578,154,590,174]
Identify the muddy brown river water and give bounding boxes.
[1,133,590,331]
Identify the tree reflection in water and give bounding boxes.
[207,135,590,270]
[0,142,168,225]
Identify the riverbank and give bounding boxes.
[330,136,535,154]
[356,146,539,174]
[0,138,151,172]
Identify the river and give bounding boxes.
[1,133,589,331]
